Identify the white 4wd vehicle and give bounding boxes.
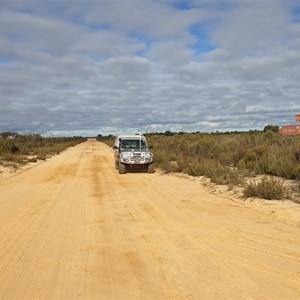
[113,135,154,174]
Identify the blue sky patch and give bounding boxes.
[189,23,216,54]
[0,57,14,65]
[292,6,300,23]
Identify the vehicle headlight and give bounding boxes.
[121,152,131,158]
[145,153,151,159]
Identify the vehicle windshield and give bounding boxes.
[120,139,147,149]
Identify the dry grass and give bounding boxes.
[243,177,291,200]
[0,132,86,169]
[98,131,300,203]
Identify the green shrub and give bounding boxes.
[1,153,26,165]
[245,150,256,162]
[295,150,300,161]
[0,132,86,168]
[243,177,290,200]
[237,159,246,170]
[184,159,224,178]
[263,125,279,133]
[100,131,300,191]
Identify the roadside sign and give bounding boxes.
[296,115,300,122]
[280,125,300,136]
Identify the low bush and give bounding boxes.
[98,130,300,201]
[243,177,290,200]
[0,132,86,167]
[146,131,300,181]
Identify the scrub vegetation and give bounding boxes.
[243,177,290,200]
[99,127,300,201]
[0,132,86,168]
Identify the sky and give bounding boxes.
[0,0,300,136]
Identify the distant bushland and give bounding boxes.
[98,128,300,200]
[0,132,86,168]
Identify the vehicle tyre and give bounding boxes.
[118,162,126,174]
[115,160,118,170]
[147,163,154,173]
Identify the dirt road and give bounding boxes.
[0,139,300,299]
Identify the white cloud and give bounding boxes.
[83,0,203,39]
[0,0,300,135]
[101,56,152,80]
[70,31,145,56]
[147,40,195,71]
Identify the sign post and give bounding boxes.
[279,114,300,136]
[280,125,300,136]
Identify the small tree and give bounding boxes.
[263,125,279,133]
[164,130,174,136]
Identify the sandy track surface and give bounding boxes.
[0,139,300,299]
